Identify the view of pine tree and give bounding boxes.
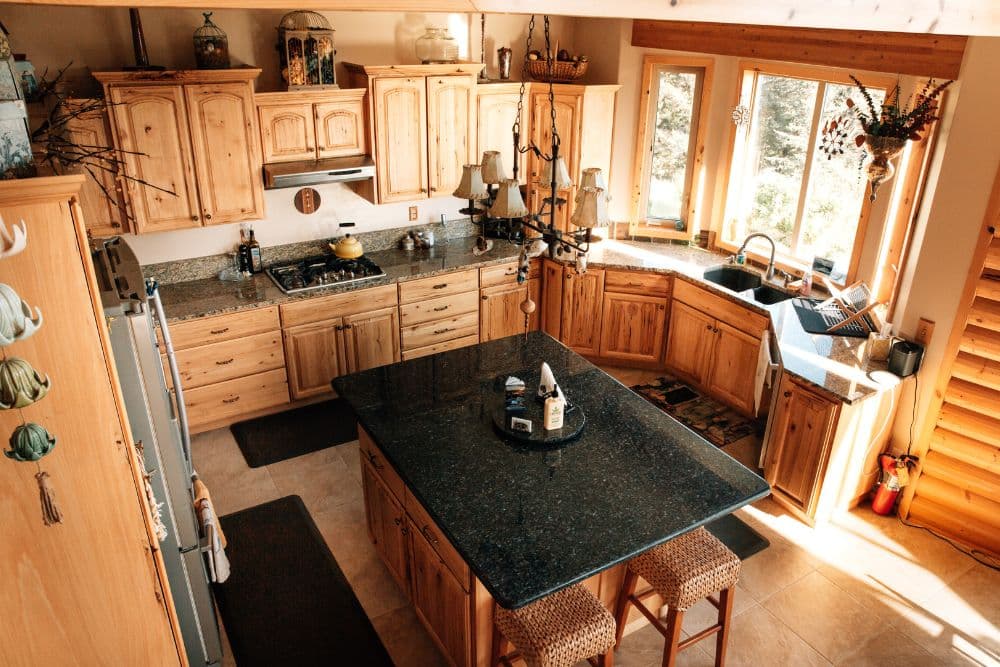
[646,70,698,221]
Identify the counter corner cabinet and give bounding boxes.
[94,69,265,234]
[0,176,183,665]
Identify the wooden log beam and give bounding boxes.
[630,19,967,79]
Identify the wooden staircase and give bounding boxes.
[901,174,1000,558]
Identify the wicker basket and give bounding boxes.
[525,58,589,83]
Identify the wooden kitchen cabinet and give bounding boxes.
[541,258,564,338]
[283,318,346,400]
[97,69,264,234]
[342,306,401,372]
[479,260,541,342]
[410,523,472,667]
[599,292,668,364]
[62,99,127,235]
[256,89,367,163]
[665,301,715,382]
[705,321,762,414]
[362,461,410,592]
[427,74,476,197]
[315,96,367,158]
[257,101,315,162]
[373,76,428,202]
[477,83,528,184]
[561,267,605,356]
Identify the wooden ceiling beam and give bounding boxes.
[631,20,967,79]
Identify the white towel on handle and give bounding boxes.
[754,331,777,415]
[198,502,231,583]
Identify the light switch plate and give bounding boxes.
[914,317,935,346]
[408,206,418,221]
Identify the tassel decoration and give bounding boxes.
[35,471,63,526]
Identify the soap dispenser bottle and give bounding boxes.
[543,386,565,430]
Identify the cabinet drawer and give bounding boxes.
[405,489,471,591]
[280,283,397,328]
[673,279,769,338]
[184,368,289,429]
[398,268,479,305]
[399,290,478,327]
[401,334,479,361]
[162,306,280,351]
[480,260,541,288]
[163,330,284,390]
[605,270,671,297]
[359,428,406,501]
[401,310,479,350]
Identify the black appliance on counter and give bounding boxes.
[888,340,924,377]
[266,254,386,294]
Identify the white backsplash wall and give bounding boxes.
[123,183,465,265]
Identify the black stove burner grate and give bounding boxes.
[266,254,386,294]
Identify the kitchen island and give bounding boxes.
[333,332,769,666]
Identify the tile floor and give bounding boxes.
[193,365,999,667]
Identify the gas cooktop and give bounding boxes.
[266,254,386,294]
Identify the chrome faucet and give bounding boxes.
[737,233,777,282]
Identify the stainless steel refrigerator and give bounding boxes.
[92,237,223,667]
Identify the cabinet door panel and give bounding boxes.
[109,85,200,233]
[343,307,400,373]
[64,101,126,235]
[541,259,563,338]
[560,267,605,355]
[529,185,574,234]
[529,92,580,182]
[374,77,428,203]
[427,75,475,198]
[664,301,714,384]
[480,283,528,342]
[283,318,344,399]
[528,277,541,332]
[258,103,315,163]
[410,524,471,667]
[477,91,525,184]
[315,99,367,158]
[599,292,668,363]
[185,82,265,225]
[705,321,761,415]
[363,462,409,592]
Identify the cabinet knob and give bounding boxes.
[205,213,213,220]
[705,324,713,330]
[191,215,199,221]
[481,295,488,301]
[784,391,792,398]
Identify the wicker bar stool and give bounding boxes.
[492,583,616,667]
[613,527,740,667]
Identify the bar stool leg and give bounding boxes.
[661,607,684,667]
[715,587,735,667]
[490,622,506,667]
[613,570,639,648]
[597,649,615,667]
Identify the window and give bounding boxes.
[723,64,891,280]
[631,56,714,238]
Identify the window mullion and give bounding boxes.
[790,82,825,256]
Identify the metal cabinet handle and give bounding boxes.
[432,283,448,289]
[210,327,230,335]
[215,358,235,365]
[433,305,450,311]
[367,452,384,471]
[222,396,240,404]
[421,525,439,547]
[433,327,454,335]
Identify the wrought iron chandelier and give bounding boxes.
[453,15,609,326]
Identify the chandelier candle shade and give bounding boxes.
[577,168,608,202]
[570,187,609,228]
[481,151,508,185]
[542,157,573,191]
[489,179,529,218]
[454,164,489,201]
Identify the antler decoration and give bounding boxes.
[0,216,27,259]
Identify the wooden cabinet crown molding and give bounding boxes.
[255,88,366,105]
[343,62,484,78]
[93,68,263,86]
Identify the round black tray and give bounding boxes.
[492,401,585,445]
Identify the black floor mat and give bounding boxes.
[230,398,358,468]
[706,513,770,561]
[215,496,392,667]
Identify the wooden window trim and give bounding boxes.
[629,54,715,240]
[717,61,897,284]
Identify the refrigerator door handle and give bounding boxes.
[148,283,193,463]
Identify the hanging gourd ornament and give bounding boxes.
[0,357,50,409]
[5,422,56,462]
[0,283,43,346]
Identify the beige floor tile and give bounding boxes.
[310,497,378,578]
[338,439,362,482]
[614,621,714,667]
[736,534,818,601]
[720,437,762,471]
[835,627,940,667]
[702,603,831,667]
[266,445,364,516]
[191,428,281,516]
[346,557,411,619]
[680,583,756,636]
[763,570,882,662]
[371,605,448,667]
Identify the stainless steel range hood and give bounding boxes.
[263,155,375,190]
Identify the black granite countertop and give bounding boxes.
[333,332,771,609]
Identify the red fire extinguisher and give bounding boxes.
[871,454,918,515]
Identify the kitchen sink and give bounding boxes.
[752,284,795,305]
[702,265,762,292]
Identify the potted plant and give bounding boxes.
[820,75,953,201]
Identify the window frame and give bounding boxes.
[629,54,715,239]
[719,61,898,284]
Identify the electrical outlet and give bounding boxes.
[914,318,935,347]
[408,206,418,221]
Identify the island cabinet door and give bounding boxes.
[362,462,410,592]
[704,321,760,416]
[480,283,529,342]
[764,375,839,520]
[374,77,428,203]
[665,301,715,385]
[409,524,471,667]
[283,318,345,399]
[426,74,476,198]
[342,306,401,373]
[598,292,668,364]
[560,267,605,356]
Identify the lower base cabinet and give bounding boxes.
[410,523,472,667]
[598,291,668,364]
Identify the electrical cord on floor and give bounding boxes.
[906,374,919,456]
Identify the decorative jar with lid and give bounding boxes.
[415,28,459,64]
[193,12,230,69]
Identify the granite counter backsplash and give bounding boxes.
[153,235,895,404]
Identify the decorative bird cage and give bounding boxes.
[277,10,337,91]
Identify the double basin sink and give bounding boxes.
[702,265,794,305]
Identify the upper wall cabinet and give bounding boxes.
[344,63,481,205]
[94,69,264,234]
[256,89,367,163]
[62,99,128,236]
[477,83,529,185]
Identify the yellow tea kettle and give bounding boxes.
[330,234,363,259]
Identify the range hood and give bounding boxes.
[263,155,375,190]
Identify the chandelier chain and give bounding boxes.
[544,16,559,148]
[513,14,534,141]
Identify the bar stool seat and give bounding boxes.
[493,583,616,667]
[614,527,740,667]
